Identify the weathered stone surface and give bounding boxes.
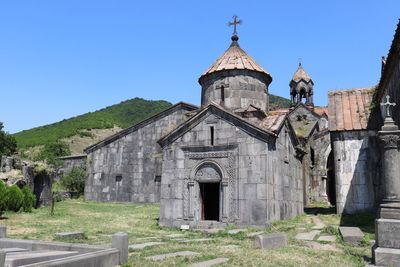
[5,250,79,267]
[376,218,400,249]
[145,251,200,261]
[1,248,29,253]
[112,232,128,265]
[311,217,325,230]
[317,235,336,242]
[0,226,6,238]
[373,246,400,266]
[247,231,264,237]
[254,233,287,250]
[227,229,246,234]
[303,241,341,252]
[191,258,229,267]
[339,227,364,245]
[128,242,164,250]
[295,230,320,241]
[0,250,5,267]
[54,231,84,239]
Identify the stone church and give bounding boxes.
[80,28,332,227]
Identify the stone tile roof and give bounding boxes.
[328,87,375,131]
[291,64,313,83]
[314,107,328,116]
[200,37,270,78]
[259,112,287,133]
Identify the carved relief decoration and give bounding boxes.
[379,134,400,149]
[184,150,238,222]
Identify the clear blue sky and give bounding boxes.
[0,1,399,133]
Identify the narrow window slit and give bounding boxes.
[210,126,214,146]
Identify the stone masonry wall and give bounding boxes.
[159,112,303,227]
[85,107,192,203]
[332,130,381,214]
[201,70,269,112]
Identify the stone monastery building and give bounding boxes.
[82,29,330,227]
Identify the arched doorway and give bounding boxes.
[194,163,222,221]
[326,151,336,206]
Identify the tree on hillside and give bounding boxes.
[0,122,17,156]
[37,141,70,165]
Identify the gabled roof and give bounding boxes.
[158,103,299,148]
[199,35,271,81]
[291,63,313,84]
[328,87,375,132]
[288,102,322,119]
[84,102,198,153]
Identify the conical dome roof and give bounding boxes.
[200,35,271,80]
[291,63,313,84]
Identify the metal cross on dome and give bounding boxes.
[381,95,396,119]
[228,15,242,36]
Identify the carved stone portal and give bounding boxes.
[183,149,238,223]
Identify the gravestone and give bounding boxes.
[112,232,128,265]
[54,231,84,239]
[0,226,6,238]
[254,233,287,250]
[372,96,400,266]
[339,227,363,245]
[0,250,5,267]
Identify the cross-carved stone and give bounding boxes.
[381,95,396,119]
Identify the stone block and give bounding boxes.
[112,232,128,265]
[54,232,85,239]
[191,257,229,267]
[373,246,400,266]
[339,227,364,245]
[0,250,5,267]
[145,251,200,261]
[376,218,400,249]
[0,226,6,238]
[254,233,288,250]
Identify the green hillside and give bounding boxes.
[14,98,172,148]
[269,94,291,109]
[14,94,290,149]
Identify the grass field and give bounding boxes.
[1,200,373,267]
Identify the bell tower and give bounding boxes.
[290,63,314,108]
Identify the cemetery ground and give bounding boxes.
[1,200,373,267]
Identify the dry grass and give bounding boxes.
[0,199,370,266]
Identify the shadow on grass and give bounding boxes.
[304,206,336,215]
[339,212,375,234]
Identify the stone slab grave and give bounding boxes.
[55,231,85,239]
[0,226,128,267]
[191,257,229,267]
[302,241,341,252]
[317,235,336,242]
[311,217,325,230]
[339,227,363,245]
[128,242,165,250]
[254,233,287,250]
[6,250,79,267]
[145,251,200,261]
[227,229,246,235]
[295,230,320,241]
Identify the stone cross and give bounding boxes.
[381,95,396,118]
[228,15,242,35]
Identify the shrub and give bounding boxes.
[60,166,86,195]
[6,185,24,212]
[37,141,71,165]
[21,186,36,212]
[0,181,7,216]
